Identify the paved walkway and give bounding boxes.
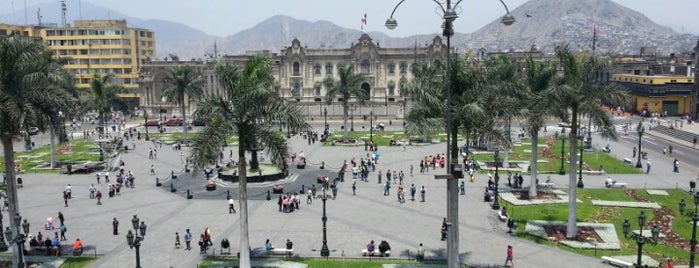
[1,116,697,268]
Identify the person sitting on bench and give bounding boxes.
[500,207,508,218]
[366,240,376,253]
[265,239,274,251]
[72,238,83,256]
[286,239,293,250]
[378,240,391,256]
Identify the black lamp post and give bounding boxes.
[369,110,374,143]
[144,110,150,141]
[385,2,514,268]
[350,105,355,132]
[21,220,29,236]
[622,219,630,238]
[125,215,147,268]
[635,121,645,168]
[559,135,566,175]
[680,199,687,216]
[635,211,647,268]
[492,150,501,209]
[320,188,330,258]
[5,213,26,267]
[323,108,328,130]
[689,192,699,267]
[577,133,584,188]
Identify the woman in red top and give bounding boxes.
[504,245,514,267]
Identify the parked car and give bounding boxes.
[144,120,160,127]
[191,119,207,126]
[163,118,184,126]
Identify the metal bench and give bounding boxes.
[601,256,633,267]
[623,158,633,165]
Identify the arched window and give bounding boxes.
[361,82,371,96]
[293,62,300,76]
[314,64,321,75]
[388,84,395,96]
[325,63,333,75]
[292,82,301,96]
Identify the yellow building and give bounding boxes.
[611,74,694,116]
[1,20,155,106]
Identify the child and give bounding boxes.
[175,232,181,249]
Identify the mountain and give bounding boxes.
[469,0,696,55]
[0,0,220,59]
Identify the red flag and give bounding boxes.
[361,13,367,30]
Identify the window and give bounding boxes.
[314,85,321,96]
[314,64,321,75]
[388,84,395,96]
[325,64,333,75]
[293,62,300,76]
[360,60,370,74]
[292,83,301,96]
[388,63,395,74]
[399,63,407,74]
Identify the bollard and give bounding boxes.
[172,170,177,179]
[320,161,325,169]
[266,190,271,201]
[170,183,176,193]
[227,189,230,200]
[156,177,161,187]
[187,189,193,199]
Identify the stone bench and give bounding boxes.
[623,158,633,165]
[610,182,628,189]
[362,249,390,257]
[537,182,555,188]
[495,211,508,222]
[269,248,293,257]
[601,256,632,267]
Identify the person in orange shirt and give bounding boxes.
[72,238,83,255]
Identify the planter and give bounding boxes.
[206,181,216,191]
[272,184,284,194]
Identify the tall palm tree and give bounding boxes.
[401,63,444,140]
[0,35,74,264]
[520,56,558,198]
[552,45,630,238]
[323,66,367,143]
[162,64,204,143]
[81,72,127,161]
[190,57,308,267]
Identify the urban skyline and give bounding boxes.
[1,0,697,38]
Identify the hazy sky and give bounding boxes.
[1,0,697,37]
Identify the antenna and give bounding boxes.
[591,24,598,57]
[24,0,27,25]
[37,8,42,26]
[61,0,67,27]
[79,0,83,20]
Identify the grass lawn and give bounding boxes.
[59,257,97,268]
[0,139,101,173]
[507,188,692,263]
[200,257,465,267]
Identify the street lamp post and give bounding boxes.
[690,192,699,267]
[385,2,514,268]
[369,111,374,143]
[635,211,646,268]
[144,110,150,141]
[125,215,147,268]
[350,105,355,132]
[492,150,501,209]
[4,213,26,267]
[559,135,566,175]
[320,188,330,258]
[635,121,645,168]
[577,132,584,188]
[324,108,328,131]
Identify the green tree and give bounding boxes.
[401,63,444,141]
[190,57,308,267]
[553,45,630,238]
[0,36,74,264]
[323,65,368,143]
[81,72,127,160]
[519,56,558,197]
[162,64,204,143]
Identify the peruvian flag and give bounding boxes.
[361,13,367,30]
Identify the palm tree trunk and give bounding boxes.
[342,103,349,143]
[181,97,188,143]
[503,118,511,169]
[566,108,579,239]
[237,145,251,267]
[50,127,56,169]
[2,136,25,267]
[528,131,539,197]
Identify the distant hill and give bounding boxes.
[1,0,696,59]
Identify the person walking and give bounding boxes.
[410,184,416,201]
[112,218,119,235]
[184,229,192,250]
[673,158,680,173]
[420,186,426,202]
[63,191,69,207]
[89,184,96,199]
[174,232,181,249]
[58,212,65,225]
[460,181,465,195]
[96,190,102,205]
[59,224,67,241]
[228,198,236,214]
[646,160,652,174]
[504,245,514,267]
[632,146,637,158]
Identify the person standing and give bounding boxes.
[65,184,72,199]
[632,146,637,158]
[416,243,425,261]
[96,190,102,205]
[184,229,192,250]
[58,212,65,225]
[63,191,69,207]
[420,186,426,202]
[410,184,416,201]
[174,232,181,249]
[112,218,119,235]
[504,245,514,267]
[59,224,67,241]
[89,184,96,199]
[460,181,465,195]
[352,179,357,195]
[646,160,652,174]
[673,159,680,173]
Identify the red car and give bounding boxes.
[163,118,184,126]
[144,120,159,127]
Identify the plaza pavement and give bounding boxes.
[2,116,699,268]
